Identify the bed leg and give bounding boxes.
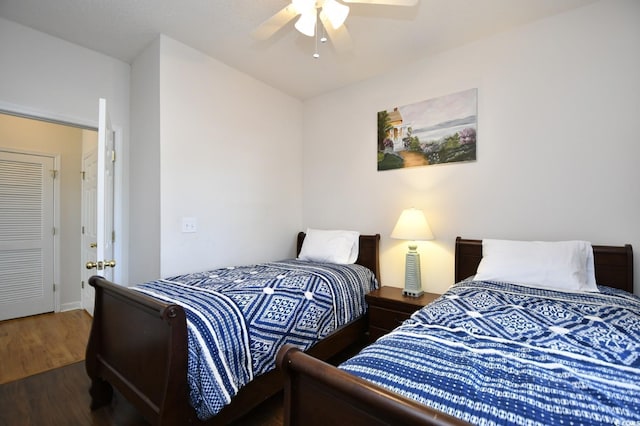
[89,378,113,410]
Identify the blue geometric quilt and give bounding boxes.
[133,259,378,420]
[340,279,640,425]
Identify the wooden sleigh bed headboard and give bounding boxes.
[455,237,634,293]
[277,236,635,426]
[297,231,381,281]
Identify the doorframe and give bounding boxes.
[111,123,125,285]
[0,104,126,305]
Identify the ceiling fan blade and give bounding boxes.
[342,0,418,5]
[252,4,300,40]
[319,11,353,54]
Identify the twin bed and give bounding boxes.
[86,233,638,425]
[85,231,380,425]
[277,237,638,425]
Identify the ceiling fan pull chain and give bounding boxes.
[313,14,320,58]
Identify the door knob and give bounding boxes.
[90,242,97,248]
[86,260,116,270]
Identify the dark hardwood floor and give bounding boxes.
[0,360,284,425]
[0,310,363,425]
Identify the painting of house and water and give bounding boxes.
[378,88,477,171]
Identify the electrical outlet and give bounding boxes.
[181,217,197,233]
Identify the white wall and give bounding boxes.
[156,36,304,278]
[3,1,637,297]
[0,17,130,147]
[302,0,640,294]
[129,38,161,284]
[0,17,131,286]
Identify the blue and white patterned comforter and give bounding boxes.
[133,259,378,420]
[340,279,640,425]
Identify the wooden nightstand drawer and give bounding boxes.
[369,306,411,332]
[366,286,440,343]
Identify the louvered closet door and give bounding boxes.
[0,150,55,321]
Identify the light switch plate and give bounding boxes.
[181,217,197,233]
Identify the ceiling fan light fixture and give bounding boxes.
[295,9,317,36]
[291,0,316,14]
[322,0,350,29]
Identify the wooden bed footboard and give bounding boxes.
[277,345,470,426]
[86,275,194,425]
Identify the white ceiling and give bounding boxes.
[0,0,599,100]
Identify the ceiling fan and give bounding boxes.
[252,0,419,56]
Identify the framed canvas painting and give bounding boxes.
[378,88,477,171]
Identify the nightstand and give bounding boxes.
[365,286,440,343]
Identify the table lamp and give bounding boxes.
[390,208,434,297]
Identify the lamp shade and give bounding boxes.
[390,208,434,241]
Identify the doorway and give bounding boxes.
[0,112,97,320]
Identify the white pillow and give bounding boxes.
[474,239,598,292]
[298,228,360,264]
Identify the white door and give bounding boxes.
[81,144,98,314]
[84,99,116,292]
[0,150,55,321]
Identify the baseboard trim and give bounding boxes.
[60,302,82,312]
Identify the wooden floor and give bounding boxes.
[0,310,284,425]
[0,361,284,425]
[0,309,92,384]
[0,310,364,425]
